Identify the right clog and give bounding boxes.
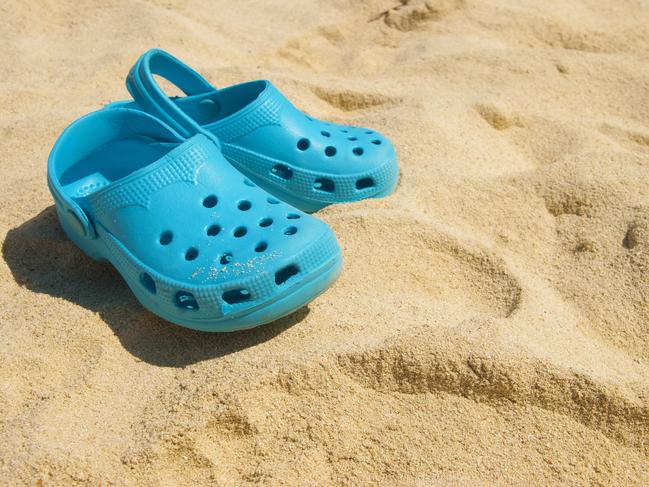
[48,107,342,331]
[111,49,399,212]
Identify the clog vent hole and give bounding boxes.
[356,177,375,190]
[275,265,299,285]
[140,273,156,294]
[314,178,335,193]
[175,291,199,310]
[272,164,293,180]
[222,289,251,304]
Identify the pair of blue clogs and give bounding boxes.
[48,49,398,332]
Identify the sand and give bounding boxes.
[1,0,649,484]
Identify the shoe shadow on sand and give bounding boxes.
[2,207,309,367]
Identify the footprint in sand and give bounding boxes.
[623,220,648,250]
[532,153,649,363]
[154,333,649,483]
[310,85,399,112]
[528,18,612,53]
[475,104,521,131]
[376,0,466,32]
[600,123,649,155]
[334,335,649,456]
[475,103,599,167]
[147,404,260,484]
[328,210,522,324]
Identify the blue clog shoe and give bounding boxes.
[48,107,342,331]
[112,49,398,212]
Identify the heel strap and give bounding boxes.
[126,49,216,142]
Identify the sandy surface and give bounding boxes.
[2,0,649,485]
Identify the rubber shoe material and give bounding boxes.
[48,107,342,331]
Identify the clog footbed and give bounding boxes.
[48,107,342,332]
[112,49,398,212]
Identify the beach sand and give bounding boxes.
[1,0,649,484]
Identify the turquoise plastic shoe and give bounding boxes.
[48,107,342,332]
[114,49,398,212]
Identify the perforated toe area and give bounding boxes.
[127,175,334,318]
[296,118,388,171]
[290,119,394,197]
[202,82,398,210]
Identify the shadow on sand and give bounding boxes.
[2,206,308,367]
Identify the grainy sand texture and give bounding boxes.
[2,0,649,485]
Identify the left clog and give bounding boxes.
[48,107,342,331]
